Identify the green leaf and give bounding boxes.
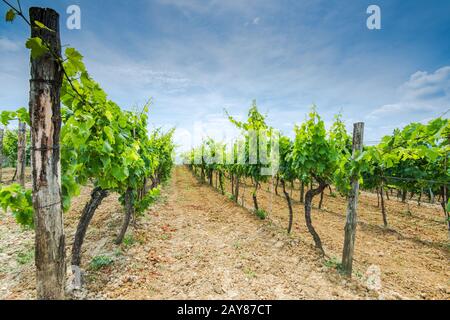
[0,111,16,126]
[105,110,113,122]
[65,48,85,73]
[26,37,49,59]
[104,126,115,144]
[0,184,34,228]
[16,107,30,126]
[102,140,113,153]
[34,20,55,32]
[5,9,16,22]
[111,165,129,182]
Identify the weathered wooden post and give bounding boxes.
[0,128,3,183]
[443,152,449,240]
[17,121,27,186]
[342,122,364,277]
[29,7,65,300]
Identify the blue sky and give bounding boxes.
[1,0,449,152]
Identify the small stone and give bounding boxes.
[213,284,225,294]
[274,241,284,249]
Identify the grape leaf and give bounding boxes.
[34,20,55,32]
[25,37,49,59]
[5,9,16,22]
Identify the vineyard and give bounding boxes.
[0,3,449,301]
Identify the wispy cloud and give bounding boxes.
[400,66,450,102]
[0,37,20,52]
[367,66,450,121]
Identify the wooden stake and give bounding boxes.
[17,121,27,186]
[342,122,364,277]
[29,7,65,300]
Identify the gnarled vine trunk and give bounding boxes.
[29,7,65,300]
[231,174,234,197]
[116,188,135,245]
[304,179,327,256]
[252,181,259,212]
[401,189,407,203]
[234,175,240,203]
[380,185,388,228]
[300,181,305,203]
[282,180,294,234]
[201,166,205,182]
[71,187,108,267]
[219,172,224,195]
[275,176,279,196]
[318,190,324,210]
[418,190,422,206]
[71,187,108,288]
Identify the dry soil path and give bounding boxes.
[90,167,370,300]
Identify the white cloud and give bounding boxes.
[366,103,441,119]
[367,66,450,120]
[156,0,274,16]
[93,62,191,92]
[253,17,260,25]
[0,37,20,52]
[400,66,450,101]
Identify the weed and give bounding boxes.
[160,233,170,240]
[16,248,34,265]
[354,270,364,280]
[255,209,267,220]
[244,268,256,279]
[123,234,135,247]
[324,257,344,273]
[114,248,123,257]
[90,255,113,271]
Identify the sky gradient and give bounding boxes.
[1,0,449,152]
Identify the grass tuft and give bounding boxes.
[90,255,113,271]
[255,209,268,220]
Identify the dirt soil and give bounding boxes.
[221,173,450,300]
[0,167,448,300]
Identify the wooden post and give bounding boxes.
[342,122,364,277]
[444,152,449,240]
[29,7,65,300]
[0,128,3,183]
[17,121,27,186]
